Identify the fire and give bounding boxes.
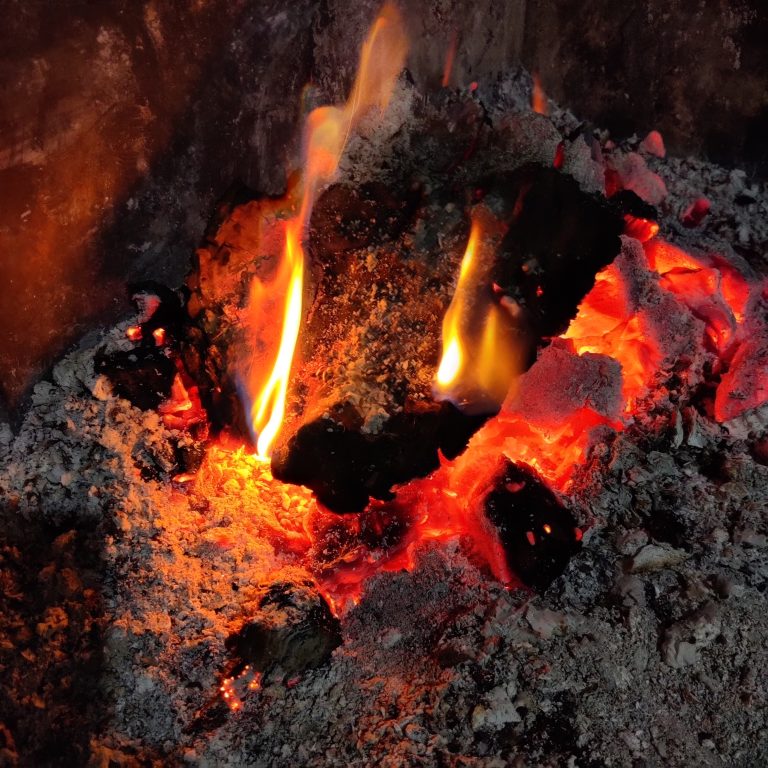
[532,73,548,115]
[435,209,519,412]
[247,220,305,459]
[241,4,408,458]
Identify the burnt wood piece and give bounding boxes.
[272,402,487,513]
[226,579,341,680]
[95,281,188,410]
[128,281,186,348]
[487,163,625,365]
[94,347,176,411]
[273,165,626,513]
[484,461,581,591]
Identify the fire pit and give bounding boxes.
[1,3,768,766]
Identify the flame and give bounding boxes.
[435,210,519,412]
[441,30,458,88]
[532,74,548,115]
[247,220,305,459]
[299,2,407,223]
[241,4,408,458]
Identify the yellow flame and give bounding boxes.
[436,224,479,387]
[435,211,519,411]
[250,219,305,459]
[244,4,408,458]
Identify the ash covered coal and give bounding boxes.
[0,66,767,768]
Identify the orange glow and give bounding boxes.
[220,665,262,712]
[645,239,750,354]
[152,327,167,346]
[562,261,660,410]
[532,74,548,115]
[126,325,142,342]
[158,373,206,430]
[623,214,659,242]
[241,4,408,458]
[441,30,458,87]
[435,210,519,411]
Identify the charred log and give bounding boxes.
[273,166,626,512]
[485,164,625,365]
[272,402,486,512]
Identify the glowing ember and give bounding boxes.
[152,327,167,346]
[126,325,142,342]
[220,665,262,712]
[623,214,659,242]
[240,3,408,459]
[159,373,206,430]
[435,208,520,412]
[645,239,750,355]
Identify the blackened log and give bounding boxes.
[484,163,625,366]
[272,402,487,513]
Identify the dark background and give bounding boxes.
[0,0,765,418]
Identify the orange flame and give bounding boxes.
[532,73,548,115]
[242,4,408,458]
[441,30,458,88]
[435,210,519,412]
[248,219,305,459]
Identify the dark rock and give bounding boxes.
[227,579,342,679]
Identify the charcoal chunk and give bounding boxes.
[271,402,488,513]
[484,461,581,590]
[94,348,176,410]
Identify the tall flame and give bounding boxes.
[435,210,520,412]
[249,219,305,458]
[243,4,408,458]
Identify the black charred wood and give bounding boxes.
[271,401,488,513]
[94,347,176,411]
[608,189,658,222]
[487,164,624,364]
[484,461,581,591]
[128,281,186,348]
[310,181,423,267]
[272,165,627,513]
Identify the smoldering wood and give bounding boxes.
[270,165,627,512]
